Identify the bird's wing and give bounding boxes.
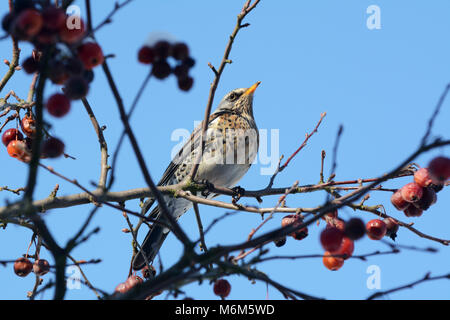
[157,112,223,186]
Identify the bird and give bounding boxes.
[132,82,261,270]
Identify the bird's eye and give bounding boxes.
[229,93,237,101]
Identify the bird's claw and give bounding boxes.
[231,186,245,204]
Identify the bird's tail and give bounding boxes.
[132,205,169,270]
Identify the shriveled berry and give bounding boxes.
[114,282,130,294]
[383,217,399,240]
[59,17,85,43]
[413,187,437,211]
[33,259,50,276]
[323,251,344,271]
[125,275,143,289]
[77,42,104,70]
[14,257,33,277]
[281,214,305,238]
[404,204,423,218]
[14,8,43,39]
[428,156,450,182]
[46,93,71,118]
[142,265,156,279]
[391,189,409,211]
[344,218,366,240]
[138,46,155,64]
[64,76,89,100]
[274,237,286,247]
[178,76,194,91]
[414,167,434,188]
[152,60,171,79]
[171,42,189,61]
[320,226,344,252]
[42,137,65,158]
[42,6,66,31]
[366,219,387,240]
[153,40,171,59]
[213,279,231,299]
[400,182,423,203]
[21,114,36,138]
[2,128,23,147]
[327,218,345,232]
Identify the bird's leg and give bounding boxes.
[199,179,214,197]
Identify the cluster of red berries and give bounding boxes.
[274,214,309,247]
[391,157,450,218]
[14,257,50,277]
[2,114,65,162]
[138,41,195,91]
[2,2,103,102]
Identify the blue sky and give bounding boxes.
[0,0,449,300]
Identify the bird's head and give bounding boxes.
[215,81,261,117]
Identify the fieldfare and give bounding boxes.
[132,82,261,270]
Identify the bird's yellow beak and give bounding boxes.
[243,81,261,96]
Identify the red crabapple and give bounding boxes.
[391,189,409,211]
[320,226,344,252]
[366,219,387,240]
[213,279,231,299]
[400,182,423,203]
[428,156,450,182]
[2,128,23,147]
[14,257,33,277]
[77,42,104,70]
[46,93,71,118]
[323,251,344,271]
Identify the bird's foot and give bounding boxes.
[231,185,246,204]
[199,179,214,197]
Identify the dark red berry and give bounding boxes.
[171,42,189,61]
[383,217,399,240]
[2,128,23,147]
[48,59,69,85]
[42,6,66,31]
[213,279,231,299]
[274,237,286,247]
[83,69,95,83]
[366,219,387,240]
[14,257,33,277]
[428,156,450,183]
[14,8,43,39]
[59,17,85,44]
[64,76,89,100]
[404,204,423,217]
[64,57,84,75]
[42,137,65,158]
[400,182,423,203]
[152,60,171,79]
[138,46,155,64]
[153,40,171,59]
[413,187,437,211]
[391,189,409,211]
[2,13,14,33]
[46,93,71,118]
[320,226,344,252]
[183,57,196,68]
[178,76,194,91]
[414,167,434,188]
[77,42,104,70]
[323,251,344,271]
[344,218,366,240]
[173,64,189,78]
[33,259,50,276]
